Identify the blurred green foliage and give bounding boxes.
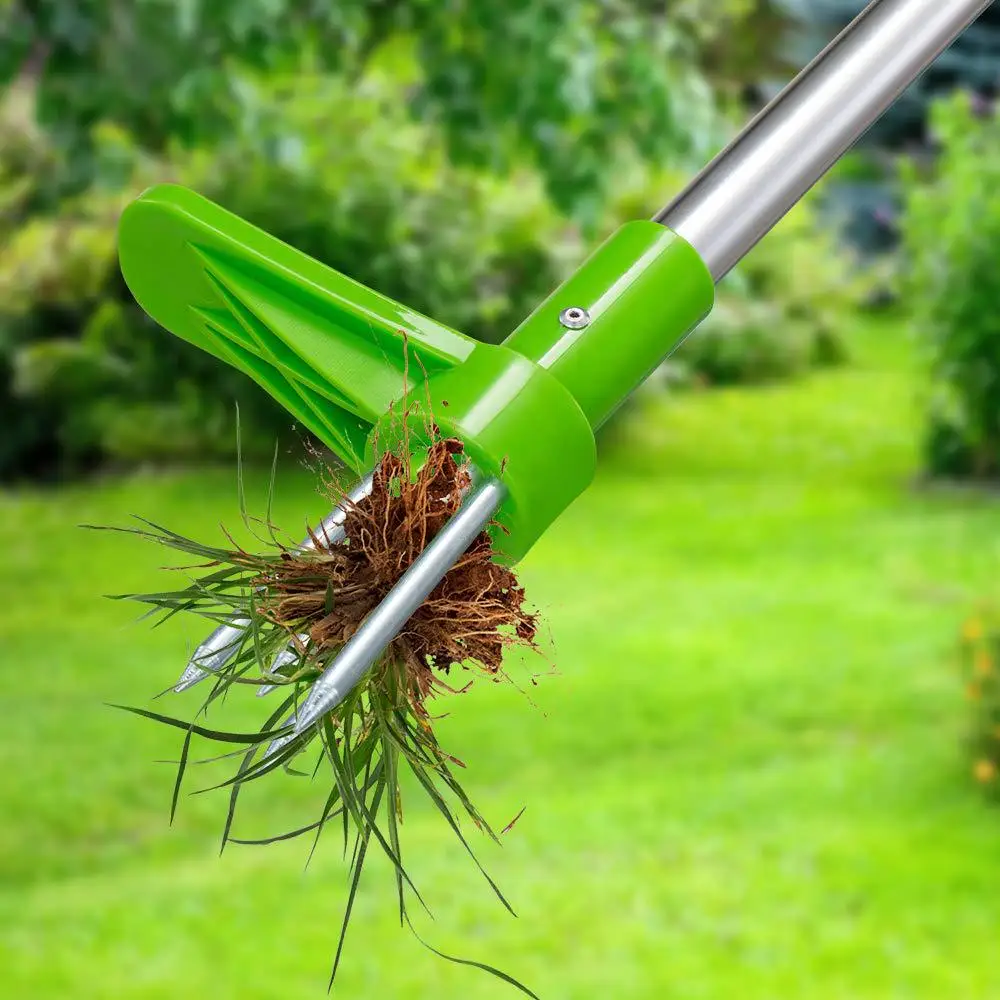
[899,91,1000,481]
[0,0,870,481]
[1,0,721,216]
[679,0,794,101]
[685,197,879,384]
[778,1,1000,147]
[777,2,1000,257]
[0,74,574,475]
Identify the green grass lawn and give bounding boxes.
[3,321,1000,999]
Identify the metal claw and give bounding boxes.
[257,635,308,697]
[174,472,375,693]
[262,711,300,761]
[291,476,507,734]
[176,621,247,692]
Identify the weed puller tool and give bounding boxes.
[119,0,988,732]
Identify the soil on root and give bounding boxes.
[257,437,538,706]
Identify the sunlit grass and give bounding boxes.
[3,318,1000,998]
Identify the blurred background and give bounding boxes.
[3,1,1000,997]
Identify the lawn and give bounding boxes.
[2,320,1000,999]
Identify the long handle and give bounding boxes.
[657,0,991,281]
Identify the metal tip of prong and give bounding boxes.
[292,476,507,735]
[174,667,207,694]
[174,621,246,692]
[263,733,297,760]
[262,713,299,760]
[256,638,305,697]
[291,691,339,736]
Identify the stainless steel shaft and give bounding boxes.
[657,0,991,280]
[291,477,507,733]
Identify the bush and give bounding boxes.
[728,196,883,362]
[674,297,815,386]
[0,73,571,480]
[960,611,1000,796]
[671,196,877,386]
[2,72,879,480]
[900,91,1000,481]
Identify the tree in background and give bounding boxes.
[3,1,868,482]
[0,0,734,217]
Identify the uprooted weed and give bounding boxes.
[89,431,544,997]
[262,436,537,708]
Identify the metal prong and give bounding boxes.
[262,711,298,760]
[176,620,247,692]
[257,634,308,696]
[292,476,507,734]
[174,472,375,692]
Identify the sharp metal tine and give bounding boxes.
[173,472,375,693]
[261,703,324,761]
[257,634,308,697]
[291,476,507,734]
[262,711,299,760]
[176,620,247,692]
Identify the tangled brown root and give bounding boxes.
[256,437,538,706]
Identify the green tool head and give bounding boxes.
[119,183,713,561]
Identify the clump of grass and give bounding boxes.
[90,428,542,996]
[265,437,536,701]
[960,611,1000,795]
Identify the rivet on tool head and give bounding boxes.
[558,306,591,330]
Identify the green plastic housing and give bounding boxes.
[118,184,714,561]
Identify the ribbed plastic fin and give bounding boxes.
[118,183,476,469]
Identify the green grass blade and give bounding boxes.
[406,757,516,917]
[404,911,540,1000]
[220,743,260,853]
[170,728,193,825]
[109,704,284,744]
[328,775,386,991]
[228,808,345,847]
[381,732,406,927]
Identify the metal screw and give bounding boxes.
[558,306,591,330]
